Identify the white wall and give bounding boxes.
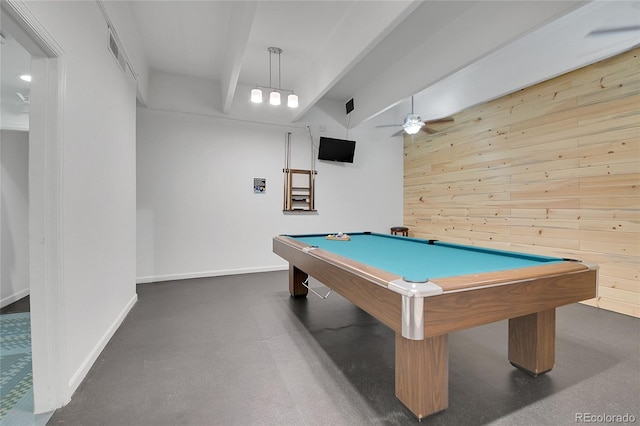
[19,0,138,409]
[137,72,403,282]
[1,129,29,307]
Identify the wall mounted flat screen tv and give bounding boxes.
[318,137,356,163]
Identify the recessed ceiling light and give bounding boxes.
[19,74,31,82]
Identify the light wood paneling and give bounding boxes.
[404,47,640,317]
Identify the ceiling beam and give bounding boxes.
[291,0,422,122]
[220,1,257,114]
[346,1,586,127]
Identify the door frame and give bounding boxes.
[1,0,68,412]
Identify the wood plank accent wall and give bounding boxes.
[404,47,639,318]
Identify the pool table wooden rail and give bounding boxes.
[273,235,597,339]
[425,265,597,337]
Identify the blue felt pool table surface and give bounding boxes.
[289,232,564,283]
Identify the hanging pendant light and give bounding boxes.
[250,46,298,108]
[287,93,298,108]
[251,88,263,103]
[269,90,281,106]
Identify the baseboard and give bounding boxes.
[1,288,30,308]
[67,292,138,394]
[136,265,288,284]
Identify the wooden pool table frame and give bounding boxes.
[273,233,598,419]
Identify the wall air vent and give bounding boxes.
[108,27,126,72]
[97,0,137,83]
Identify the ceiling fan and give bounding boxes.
[587,24,640,37]
[377,96,454,137]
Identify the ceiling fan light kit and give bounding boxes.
[251,46,298,108]
[403,114,423,135]
[377,96,454,137]
[404,125,422,135]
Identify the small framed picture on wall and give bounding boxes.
[254,178,266,194]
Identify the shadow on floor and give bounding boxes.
[284,289,622,425]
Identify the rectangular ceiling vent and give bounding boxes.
[108,27,126,73]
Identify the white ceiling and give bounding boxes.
[127,0,639,129]
[1,1,639,132]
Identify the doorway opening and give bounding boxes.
[1,1,65,420]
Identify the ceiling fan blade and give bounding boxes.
[425,116,454,124]
[588,25,640,36]
[391,129,405,137]
[422,126,438,134]
[376,124,403,128]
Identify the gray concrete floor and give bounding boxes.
[0,295,30,314]
[47,271,639,425]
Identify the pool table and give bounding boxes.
[273,232,598,419]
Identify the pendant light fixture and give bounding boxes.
[251,47,298,108]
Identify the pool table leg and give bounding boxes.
[508,309,555,376]
[288,265,309,297]
[395,333,448,419]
